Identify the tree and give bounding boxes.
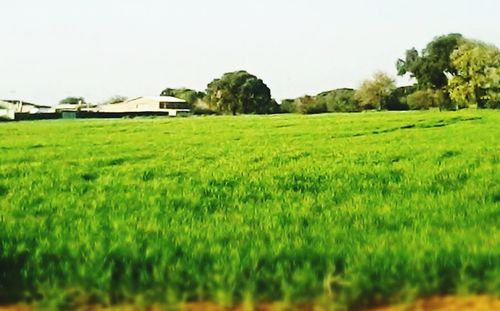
[355,72,396,110]
[160,88,206,107]
[397,33,464,89]
[59,97,86,105]
[448,40,500,108]
[206,71,278,115]
[100,95,127,106]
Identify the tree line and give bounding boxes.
[62,33,499,115]
[283,33,499,114]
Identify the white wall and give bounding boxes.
[0,108,15,120]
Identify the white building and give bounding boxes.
[52,100,98,112]
[4,100,53,113]
[0,101,15,120]
[52,103,81,112]
[98,96,191,116]
[0,100,52,120]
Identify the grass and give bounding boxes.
[0,110,499,310]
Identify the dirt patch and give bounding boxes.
[0,305,31,311]
[368,295,500,311]
[182,302,308,311]
[1,296,498,311]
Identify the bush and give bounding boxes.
[161,88,206,109]
[407,90,437,110]
[280,99,298,113]
[316,88,361,112]
[436,91,460,111]
[485,99,500,109]
[386,86,414,110]
[296,96,327,114]
[192,101,218,115]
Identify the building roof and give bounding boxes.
[126,96,186,103]
[53,104,79,109]
[0,100,14,109]
[1,99,52,108]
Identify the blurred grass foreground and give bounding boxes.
[0,110,499,309]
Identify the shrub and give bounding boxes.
[280,99,298,113]
[386,86,414,110]
[407,90,438,110]
[317,88,361,112]
[296,96,327,114]
[192,101,218,115]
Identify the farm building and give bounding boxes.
[98,96,191,116]
[52,100,98,112]
[1,99,53,114]
[0,100,15,120]
[0,99,54,120]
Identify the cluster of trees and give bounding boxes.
[60,33,498,115]
[156,71,279,115]
[285,33,499,114]
[281,88,360,114]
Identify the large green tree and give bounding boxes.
[397,33,464,89]
[355,72,396,110]
[448,40,500,108]
[206,71,278,115]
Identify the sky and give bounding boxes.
[1,0,499,105]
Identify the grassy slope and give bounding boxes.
[0,111,499,309]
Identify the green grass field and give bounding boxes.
[0,111,499,310]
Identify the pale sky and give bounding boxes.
[1,0,499,105]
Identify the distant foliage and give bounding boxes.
[385,86,414,111]
[160,88,216,114]
[296,95,327,114]
[407,90,437,110]
[317,88,360,112]
[279,99,298,113]
[355,72,396,110]
[448,40,500,109]
[151,33,500,116]
[397,33,464,90]
[397,33,499,109]
[100,95,128,106]
[59,97,86,105]
[280,89,360,114]
[161,88,206,107]
[149,33,500,115]
[206,71,279,115]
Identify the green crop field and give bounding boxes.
[0,110,499,310]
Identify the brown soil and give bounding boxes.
[0,306,31,311]
[0,296,498,311]
[368,295,500,311]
